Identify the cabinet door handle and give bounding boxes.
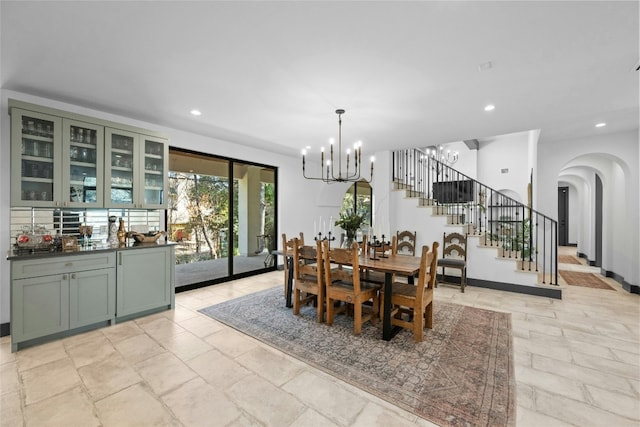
[65,262,73,267]
[71,274,76,279]
[119,253,122,266]
[63,274,67,280]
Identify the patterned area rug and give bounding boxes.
[200,287,516,427]
[559,270,615,290]
[558,255,581,265]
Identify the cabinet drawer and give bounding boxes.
[12,252,116,279]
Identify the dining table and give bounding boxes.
[279,247,422,340]
[358,253,422,340]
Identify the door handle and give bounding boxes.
[71,274,76,279]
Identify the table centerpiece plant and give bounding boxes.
[335,211,365,248]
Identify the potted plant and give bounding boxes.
[334,211,364,248]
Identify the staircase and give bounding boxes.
[392,149,560,297]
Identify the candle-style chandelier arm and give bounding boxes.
[425,144,459,165]
[301,109,374,183]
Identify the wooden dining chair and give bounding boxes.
[437,232,467,292]
[382,242,439,342]
[395,230,417,256]
[292,238,325,322]
[322,241,382,335]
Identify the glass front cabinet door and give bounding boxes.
[141,135,168,209]
[105,128,137,208]
[105,128,167,209]
[62,119,104,208]
[11,109,62,207]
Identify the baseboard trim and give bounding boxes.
[0,323,9,337]
[577,252,597,266]
[467,278,562,299]
[438,275,562,299]
[601,269,639,294]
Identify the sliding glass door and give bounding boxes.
[167,148,277,289]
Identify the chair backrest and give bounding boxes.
[293,238,322,283]
[282,233,295,258]
[396,230,417,256]
[442,232,467,260]
[427,242,439,290]
[415,242,439,306]
[322,240,362,293]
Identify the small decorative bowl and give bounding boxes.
[127,231,166,243]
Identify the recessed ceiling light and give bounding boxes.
[190,109,202,116]
[478,61,493,72]
[484,104,495,112]
[595,122,606,128]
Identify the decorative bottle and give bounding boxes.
[117,218,127,244]
[107,216,118,246]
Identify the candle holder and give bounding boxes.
[367,235,390,260]
[314,231,336,249]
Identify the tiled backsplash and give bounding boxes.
[9,207,162,249]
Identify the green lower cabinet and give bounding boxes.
[12,274,70,344]
[69,268,116,329]
[116,246,174,318]
[10,246,174,351]
[10,252,116,351]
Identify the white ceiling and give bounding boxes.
[1,1,638,157]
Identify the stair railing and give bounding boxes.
[393,148,558,285]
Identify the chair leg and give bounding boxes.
[413,306,424,342]
[372,294,379,325]
[425,301,433,329]
[293,288,300,315]
[283,271,288,298]
[317,288,325,323]
[326,295,334,325]
[353,298,362,335]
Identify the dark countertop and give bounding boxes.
[7,240,176,261]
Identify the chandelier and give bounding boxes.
[425,145,459,165]
[302,109,374,183]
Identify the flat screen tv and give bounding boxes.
[433,180,474,203]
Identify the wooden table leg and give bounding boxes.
[382,272,393,340]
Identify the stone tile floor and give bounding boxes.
[1,247,638,426]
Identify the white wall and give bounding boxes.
[0,90,325,324]
[477,131,532,203]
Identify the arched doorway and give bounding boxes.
[557,153,630,273]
